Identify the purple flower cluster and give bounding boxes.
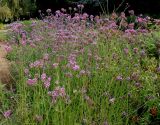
[48,86,66,104]
[41,73,51,89]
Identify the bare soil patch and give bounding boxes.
[0,41,12,84]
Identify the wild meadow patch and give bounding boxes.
[0,6,160,125]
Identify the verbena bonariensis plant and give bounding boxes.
[1,6,160,125]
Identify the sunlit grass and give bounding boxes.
[0,30,7,41]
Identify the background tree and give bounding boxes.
[0,0,36,22]
[0,0,12,22]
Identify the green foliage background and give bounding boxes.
[0,0,36,22]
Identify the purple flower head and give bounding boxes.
[125,29,137,35]
[59,87,66,97]
[46,9,52,13]
[29,60,44,68]
[80,70,86,75]
[140,50,146,57]
[65,72,73,78]
[21,39,26,46]
[22,32,26,39]
[138,29,148,33]
[3,110,12,118]
[27,78,37,86]
[44,80,51,89]
[52,63,59,68]
[157,66,160,73]
[77,4,84,9]
[24,68,29,75]
[131,72,139,81]
[83,13,88,19]
[128,23,134,29]
[77,5,81,8]
[111,12,118,20]
[30,43,36,48]
[128,10,134,15]
[90,15,94,20]
[72,65,80,71]
[81,4,84,9]
[35,115,43,122]
[135,82,141,87]
[55,10,61,14]
[48,86,67,103]
[68,7,72,10]
[124,48,129,55]
[73,8,77,11]
[126,77,131,81]
[133,48,138,54]
[137,17,143,23]
[43,53,49,61]
[116,75,123,81]
[29,63,34,68]
[41,74,51,89]
[120,12,126,19]
[41,73,46,82]
[103,121,109,125]
[4,44,12,52]
[38,10,41,13]
[61,8,66,12]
